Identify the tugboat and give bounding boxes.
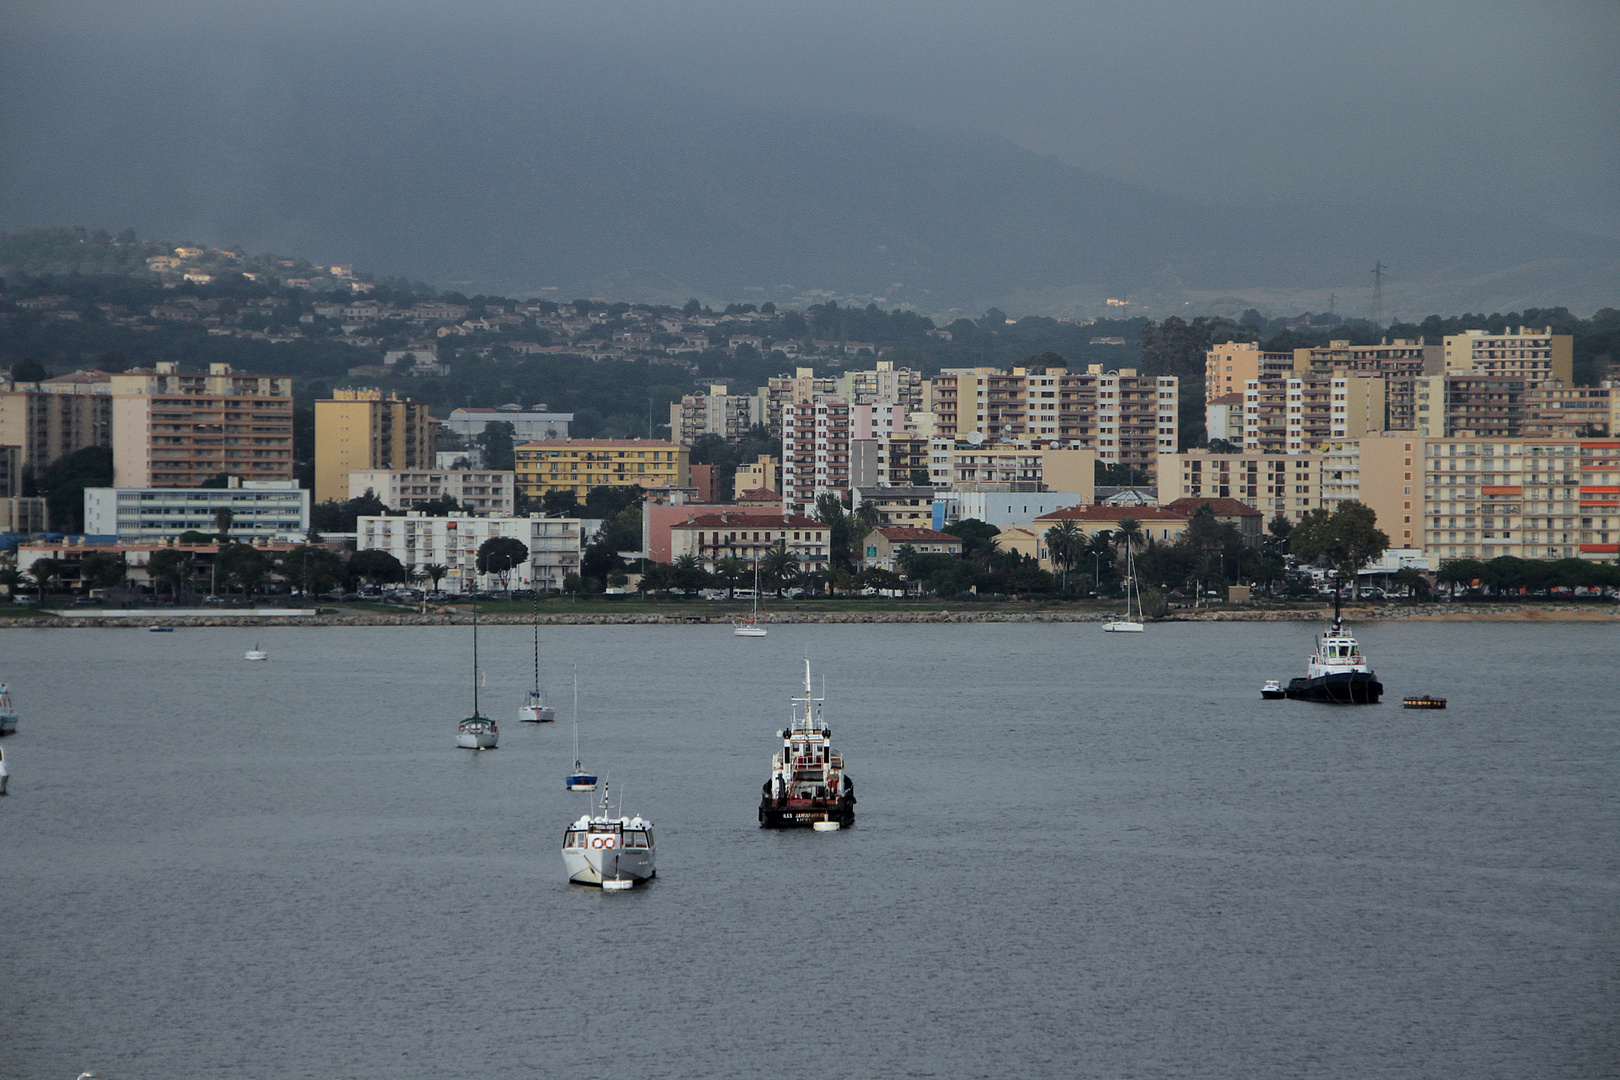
[759,659,855,829]
[562,780,655,889]
[1284,576,1383,705]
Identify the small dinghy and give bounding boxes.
[244,644,267,662]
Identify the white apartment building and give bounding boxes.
[781,397,851,516]
[934,491,1095,532]
[356,513,583,591]
[667,512,828,573]
[669,384,764,445]
[443,407,573,441]
[83,480,309,541]
[348,469,515,514]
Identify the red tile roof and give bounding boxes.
[1162,496,1263,518]
[1035,505,1191,522]
[671,513,821,529]
[875,527,960,543]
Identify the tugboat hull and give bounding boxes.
[1285,672,1383,704]
[759,781,856,828]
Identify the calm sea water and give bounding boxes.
[0,620,1615,1080]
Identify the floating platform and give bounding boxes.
[1403,695,1448,709]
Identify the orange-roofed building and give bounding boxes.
[861,526,962,570]
[668,511,828,571]
[1034,504,1192,544]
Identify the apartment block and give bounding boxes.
[1243,374,1385,455]
[1205,342,1295,403]
[733,454,780,495]
[1419,437,1617,561]
[111,363,295,489]
[1205,392,1245,445]
[837,361,924,411]
[1524,381,1617,439]
[1410,375,1527,438]
[669,384,764,446]
[667,511,828,572]
[513,439,688,502]
[1319,436,1424,548]
[83,479,310,541]
[0,370,114,473]
[925,442,1096,496]
[850,433,930,489]
[760,368,835,438]
[348,469,515,514]
[1295,338,1441,379]
[1443,327,1573,384]
[313,389,435,504]
[849,486,938,528]
[781,397,851,516]
[442,407,572,442]
[356,513,583,591]
[1158,450,1323,523]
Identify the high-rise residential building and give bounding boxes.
[669,384,764,446]
[0,443,48,532]
[781,397,851,515]
[925,365,1177,476]
[111,363,295,489]
[313,388,436,504]
[1157,450,1324,523]
[347,469,515,515]
[1317,434,1619,561]
[925,442,1096,495]
[1205,392,1245,446]
[1409,375,1527,438]
[1523,381,1617,439]
[443,407,572,442]
[1294,338,1441,379]
[850,432,931,489]
[760,368,836,439]
[837,360,924,411]
[1242,374,1386,455]
[513,439,688,502]
[1442,327,1573,384]
[1205,342,1295,403]
[0,370,114,474]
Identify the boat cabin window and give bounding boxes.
[565,831,584,847]
[625,831,649,848]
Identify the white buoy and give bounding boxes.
[601,878,634,891]
[813,821,842,832]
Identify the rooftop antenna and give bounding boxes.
[1370,262,1386,326]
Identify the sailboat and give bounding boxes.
[517,593,555,722]
[456,596,498,749]
[733,553,768,637]
[564,666,597,790]
[1103,539,1146,633]
[244,643,267,661]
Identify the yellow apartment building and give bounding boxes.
[111,362,294,488]
[1442,327,1573,384]
[0,370,114,473]
[1205,342,1295,403]
[514,439,689,501]
[1158,450,1324,524]
[314,389,436,504]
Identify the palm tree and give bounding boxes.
[213,506,234,542]
[672,552,708,596]
[1114,517,1144,554]
[423,563,448,595]
[893,543,918,579]
[1044,519,1084,593]
[761,543,800,598]
[714,555,748,599]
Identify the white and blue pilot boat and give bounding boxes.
[1284,579,1383,705]
[0,683,16,736]
[562,781,655,888]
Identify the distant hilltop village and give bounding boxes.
[0,227,1616,605]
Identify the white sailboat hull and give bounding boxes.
[733,625,767,637]
[456,725,498,749]
[562,846,654,885]
[518,704,555,722]
[1102,621,1144,633]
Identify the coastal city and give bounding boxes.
[2,269,1616,609]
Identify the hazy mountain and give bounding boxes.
[3,24,1616,318]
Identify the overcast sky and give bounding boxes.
[4,0,1617,238]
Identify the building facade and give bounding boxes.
[442,407,573,442]
[1442,327,1573,384]
[0,370,114,474]
[1205,342,1295,403]
[83,480,309,541]
[513,439,688,502]
[860,526,962,570]
[669,384,764,446]
[667,512,828,572]
[781,397,851,516]
[111,363,295,488]
[347,469,515,514]
[1158,450,1324,524]
[313,389,437,504]
[1523,381,1616,439]
[356,513,583,591]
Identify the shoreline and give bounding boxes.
[2,603,1615,628]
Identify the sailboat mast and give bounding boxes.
[472,594,480,717]
[572,663,581,764]
[532,591,541,694]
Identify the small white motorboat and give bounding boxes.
[1260,679,1285,700]
[244,644,268,662]
[0,683,16,736]
[562,781,655,888]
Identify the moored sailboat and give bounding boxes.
[733,555,768,637]
[518,593,555,722]
[456,596,498,748]
[564,665,597,790]
[1103,540,1145,633]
